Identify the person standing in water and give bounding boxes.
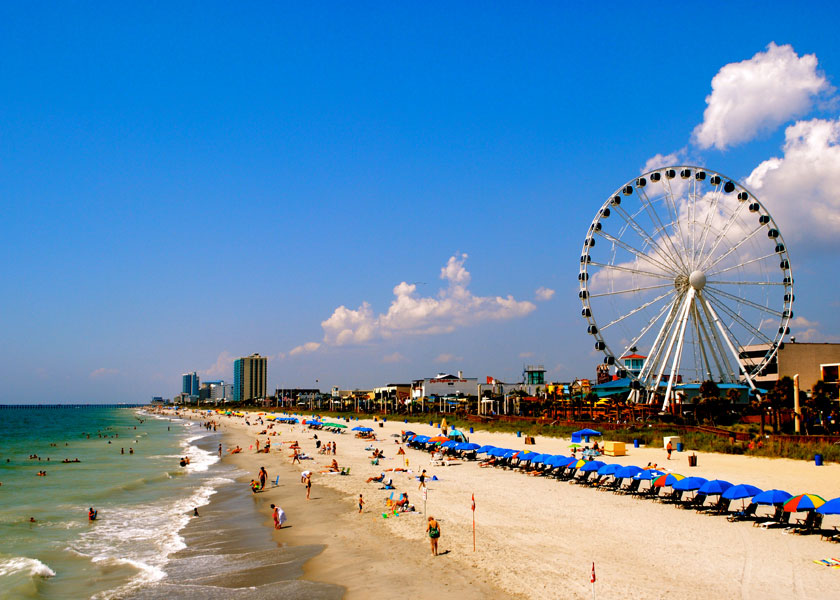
[88,507,97,521]
[270,503,287,529]
[218,443,222,458]
[258,467,267,490]
[304,474,311,500]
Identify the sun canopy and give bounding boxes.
[571,429,602,443]
[698,479,733,496]
[580,460,606,473]
[783,493,825,512]
[673,477,708,491]
[615,465,643,479]
[722,484,763,500]
[752,489,792,506]
[816,497,840,515]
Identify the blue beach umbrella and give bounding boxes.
[816,497,840,515]
[673,477,708,491]
[441,440,458,448]
[752,489,793,506]
[597,463,622,476]
[580,460,606,473]
[698,479,733,496]
[616,465,643,479]
[634,469,665,481]
[351,426,364,431]
[543,455,564,467]
[722,484,763,500]
[476,445,496,454]
[455,442,481,451]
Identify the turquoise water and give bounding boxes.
[0,407,227,599]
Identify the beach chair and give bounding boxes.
[757,507,790,529]
[340,467,351,476]
[699,496,730,515]
[596,477,620,492]
[791,512,823,535]
[679,493,707,510]
[819,526,840,542]
[570,471,593,485]
[727,502,758,522]
[636,485,660,500]
[616,479,640,495]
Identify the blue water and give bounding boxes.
[0,407,227,599]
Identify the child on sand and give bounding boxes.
[358,494,364,513]
[271,503,287,529]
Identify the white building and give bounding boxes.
[411,372,478,399]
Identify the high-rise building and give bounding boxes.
[233,354,267,403]
[182,372,199,396]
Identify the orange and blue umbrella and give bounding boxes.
[653,473,685,488]
[783,493,825,512]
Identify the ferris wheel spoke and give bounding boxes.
[589,261,675,280]
[701,295,762,389]
[704,285,783,318]
[708,252,779,277]
[663,177,692,262]
[595,230,677,275]
[706,280,784,286]
[637,186,690,272]
[693,179,724,267]
[589,282,675,298]
[700,223,764,273]
[704,291,776,346]
[623,294,680,370]
[697,195,750,269]
[612,197,685,271]
[599,288,676,332]
[691,303,715,381]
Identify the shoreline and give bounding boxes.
[172,409,840,599]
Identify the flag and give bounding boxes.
[591,562,596,584]
[486,376,495,385]
[471,493,475,512]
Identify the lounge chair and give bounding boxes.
[756,507,790,529]
[679,493,707,510]
[596,477,620,492]
[570,471,593,485]
[340,467,351,476]
[727,503,758,522]
[790,512,823,535]
[616,479,641,495]
[699,496,730,515]
[819,526,840,542]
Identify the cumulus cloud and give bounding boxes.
[787,316,838,342]
[641,150,687,173]
[435,353,463,363]
[289,342,321,356]
[201,351,235,378]
[381,352,407,363]
[320,254,536,346]
[90,367,118,379]
[692,43,831,150]
[745,118,840,243]
[535,287,555,301]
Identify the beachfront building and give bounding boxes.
[373,383,411,413]
[182,372,199,397]
[233,354,267,403]
[739,342,840,393]
[411,372,478,400]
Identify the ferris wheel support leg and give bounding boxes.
[662,288,695,412]
[652,291,690,406]
[701,295,761,395]
[637,301,680,399]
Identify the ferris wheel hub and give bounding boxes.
[689,270,707,290]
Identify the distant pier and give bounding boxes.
[0,404,146,410]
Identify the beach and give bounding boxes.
[175,408,840,599]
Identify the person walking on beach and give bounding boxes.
[270,503,287,529]
[304,474,311,500]
[218,443,222,458]
[358,494,365,513]
[426,516,440,556]
[258,467,267,490]
[666,441,673,460]
[292,449,301,465]
[418,469,427,490]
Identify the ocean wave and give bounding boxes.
[0,556,56,578]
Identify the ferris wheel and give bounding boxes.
[578,166,794,408]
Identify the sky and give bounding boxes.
[2,2,840,403]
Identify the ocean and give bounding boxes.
[0,406,341,600]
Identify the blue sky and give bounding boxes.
[2,3,840,403]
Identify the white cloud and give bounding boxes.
[787,316,839,342]
[641,150,686,173]
[201,351,235,378]
[435,353,463,363]
[320,254,536,346]
[381,352,407,363]
[535,287,555,301]
[745,118,840,243]
[519,351,534,358]
[90,367,118,379]
[289,342,321,356]
[692,43,831,150]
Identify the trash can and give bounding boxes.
[676,442,684,452]
[379,422,384,428]
[516,431,521,438]
[404,419,408,424]
[815,454,824,466]
[469,427,474,433]
[688,454,698,467]
[633,439,639,448]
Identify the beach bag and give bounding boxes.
[429,526,440,538]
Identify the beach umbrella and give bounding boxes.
[428,436,450,443]
[441,440,458,448]
[567,459,587,469]
[816,497,840,515]
[351,426,364,431]
[616,465,643,479]
[542,455,564,467]
[698,479,733,496]
[358,427,374,432]
[752,489,793,506]
[574,428,602,436]
[455,442,481,451]
[722,484,763,500]
[673,476,708,491]
[568,443,582,449]
[634,469,665,481]
[597,463,622,476]
[476,445,496,454]
[653,473,685,488]
[580,460,606,472]
[783,493,825,512]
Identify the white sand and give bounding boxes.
[179,409,840,599]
